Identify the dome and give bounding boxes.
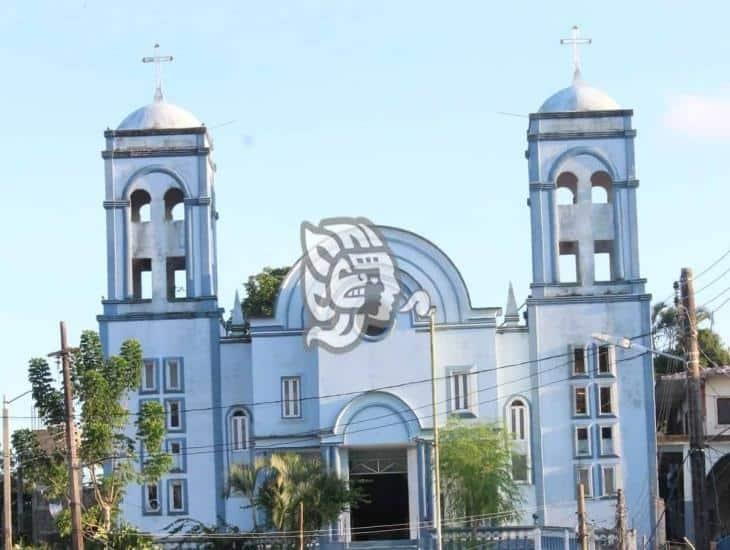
[539,77,619,113]
[117,100,202,130]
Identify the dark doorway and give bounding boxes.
[351,473,409,540]
[707,453,730,539]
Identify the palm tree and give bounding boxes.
[228,459,266,531]
[255,453,362,538]
[651,302,729,372]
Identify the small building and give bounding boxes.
[656,366,730,541]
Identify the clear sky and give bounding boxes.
[1,1,729,424]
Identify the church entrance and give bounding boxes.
[349,448,410,541]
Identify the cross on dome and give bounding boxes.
[142,43,174,102]
[560,25,591,81]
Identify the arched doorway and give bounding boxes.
[707,453,730,538]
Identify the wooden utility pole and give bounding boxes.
[429,307,443,550]
[59,322,85,550]
[3,396,11,550]
[680,269,708,550]
[616,488,626,550]
[577,482,589,550]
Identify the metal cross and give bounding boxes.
[142,43,173,102]
[560,25,591,78]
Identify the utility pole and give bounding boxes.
[299,500,304,550]
[680,269,708,550]
[615,488,626,550]
[577,482,589,550]
[16,463,23,541]
[3,396,11,550]
[429,307,443,550]
[58,322,85,550]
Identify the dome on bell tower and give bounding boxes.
[117,100,202,130]
[116,43,202,131]
[538,76,620,113]
[538,25,620,114]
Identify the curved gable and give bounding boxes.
[264,226,500,331]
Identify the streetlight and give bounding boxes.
[3,389,31,549]
[591,333,685,364]
[428,306,443,550]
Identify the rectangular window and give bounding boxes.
[718,398,730,425]
[452,372,470,411]
[594,240,614,282]
[559,241,579,284]
[601,465,619,496]
[167,400,183,430]
[574,386,589,416]
[169,480,185,513]
[165,359,182,392]
[572,346,587,376]
[144,484,160,513]
[169,441,183,472]
[576,467,592,498]
[512,453,528,482]
[594,253,612,282]
[575,426,591,457]
[281,377,301,418]
[598,345,614,375]
[600,425,616,456]
[599,385,615,415]
[141,360,156,392]
[132,258,152,300]
[166,256,187,300]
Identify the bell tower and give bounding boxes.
[524,28,656,540]
[98,47,225,532]
[102,60,218,310]
[527,28,642,298]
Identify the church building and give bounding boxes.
[97,39,658,545]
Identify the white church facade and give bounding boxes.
[97,49,658,544]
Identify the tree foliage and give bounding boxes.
[228,459,267,530]
[439,420,523,532]
[15,331,171,544]
[652,302,730,374]
[230,453,362,537]
[242,266,290,318]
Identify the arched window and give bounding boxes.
[591,171,612,204]
[509,399,528,441]
[230,410,249,451]
[164,188,185,221]
[556,172,578,205]
[506,397,531,483]
[130,189,152,222]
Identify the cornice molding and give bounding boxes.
[101,147,210,159]
[104,127,207,138]
[527,130,636,142]
[529,109,634,120]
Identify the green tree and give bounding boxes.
[439,420,523,534]
[228,459,267,530]
[253,453,361,538]
[242,266,290,318]
[652,302,730,374]
[14,331,171,544]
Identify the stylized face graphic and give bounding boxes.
[300,217,432,353]
[301,219,401,352]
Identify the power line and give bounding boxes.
[695,246,730,281]
[695,266,730,296]
[76,349,650,466]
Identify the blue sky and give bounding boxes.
[1,1,729,423]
